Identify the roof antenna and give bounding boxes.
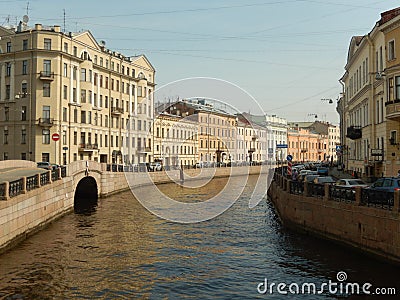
[63,9,66,32]
[26,2,29,16]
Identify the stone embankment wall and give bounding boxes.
[268,174,400,264]
[0,162,265,253]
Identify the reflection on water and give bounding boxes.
[0,175,399,299]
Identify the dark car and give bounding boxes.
[313,176,336,184]
[317,167,329,176]
[363,177,400,206]
[37,162,52,170]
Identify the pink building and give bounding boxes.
[288,128,328,163]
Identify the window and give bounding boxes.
[6,63,11,76]
[81,89,86,103]
[94,55,98,64]
[3,129,9,144]
[5,85,10,100]
[388,40,395,61]
[21,129,26,144]
[63,130,67,145]
[74,131,77,145]
[105,96,108,108]
[396,76,400,100]
[23,39,28,50]
[21,153,26,160]
[43,59,51,75]
[64,42,68,53]
[63,107,67,121]
[21,106,27,121]
[74,109,78,123]
[42,106,50,121]
[390,131,397,144]
[21,82,27,96]
[137,86,142,97]
[6,42,11,52]
[43,83,50,97]
[22,60,28,75]
[63,85,68,99]
[81,68,86,81]
[100,57,103,66]
[81,111,86,123]
[105,77,109,89]
[44,38,51,50]
[42,129,50,144]
[72,67,77,80]
[73,88,77,102]
[73,46,77,56]
[64,63,68,77]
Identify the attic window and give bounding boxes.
[81,51,91,61]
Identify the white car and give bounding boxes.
[335,179,368,188]
[149,162,162,171]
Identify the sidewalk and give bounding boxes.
[329,167,354,180]
[0,167,47,183]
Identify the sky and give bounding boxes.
[1,0,399,125]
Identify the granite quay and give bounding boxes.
[269,168,400,264]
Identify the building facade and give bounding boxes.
[0,22,155,164]
[339,7,400,177]
[287,127,327,163]
[152,112,198,167]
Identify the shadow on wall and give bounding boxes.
[74,176,98,214]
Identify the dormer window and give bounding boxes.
[80,51,91,61]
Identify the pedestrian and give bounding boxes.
[85,160,89,176]
[397,170,400,178]
[292,169,298,181]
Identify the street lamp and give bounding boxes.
[321,98,333,104]
[308,113,318,119]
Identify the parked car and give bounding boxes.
[304,174,320,183]
[51,163,61,171]
[313,176,336,184]
[37,162,52,170]
[149,162,162,171]
[363,177,400,205]
[317,167,329,176]
[335,179,368,188]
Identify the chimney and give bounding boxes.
[35,24,42,31]
[53,25,61,32]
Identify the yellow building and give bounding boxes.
[287,128,327,163]
[339,7,400,177]
[152,112,198,167]
[0,22,155,165]
[162,100,237,165]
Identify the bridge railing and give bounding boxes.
[0,166,67,201]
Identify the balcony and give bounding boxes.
[111,106,124,115]
[39,71,54,81]
[301,148,308,153]
[248,148,256,153]
[78,143,98,151]
[385,100,400,120]
[37,118,54,127]
[346,126,362,140]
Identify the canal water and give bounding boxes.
[0,175,399,299]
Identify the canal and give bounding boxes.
[0,175,399,299]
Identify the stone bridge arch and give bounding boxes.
[68,161,103,211]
